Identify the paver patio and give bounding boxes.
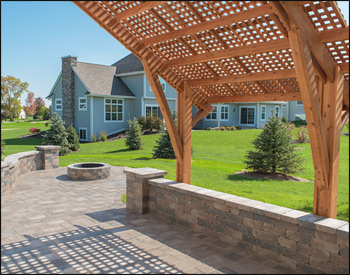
[1,166,298,274]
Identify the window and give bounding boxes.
[275,106,280,117]
[145,105,163,119]
[294,114,306,121]
[296,101,303,106]
[261,105,266,121]
[150,82,166,92]
[56,98,62,111]
[240,107,255,125]
[79,97,87,110]
[79,128,87,140]
[206,106,218,120]
[221,105,229,120]
[105,98,123,121]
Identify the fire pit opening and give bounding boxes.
[67,162,111,180]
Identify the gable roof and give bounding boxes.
[111,53,144,74]
[73,61,135,97]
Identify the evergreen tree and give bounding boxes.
[152,130,175,159]
[42,113,70,156]
[66,125,80,151]
[244,115,303,174]
[125,117,144,150]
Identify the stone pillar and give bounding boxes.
[123,167,167,214]
[61,55,77,127]
[35,146,61,169]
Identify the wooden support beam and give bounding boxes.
[341,110,349,130]
[319,67,344,218]
[343,78,349,109]
[187,69,297,86]
[339,63,349,74]
[192,108,213,128]
[206,92,301,103]
[176,83,193,184]
[112,1,167,21]
[142,5,273,45]
[318,27,349,43]
[289,25,331,217]
[166,39,291,67]
[269,1,291,31]
[142,58,183,162]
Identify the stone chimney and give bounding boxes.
[61,55,77,127]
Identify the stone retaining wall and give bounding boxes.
[1,146,60,194]
[124,167,349,274]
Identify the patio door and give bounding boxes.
[240,107,255,126]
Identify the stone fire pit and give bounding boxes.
[67,162,111,180]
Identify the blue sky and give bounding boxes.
[1,1,349,107]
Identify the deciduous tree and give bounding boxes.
[23,92,38,116]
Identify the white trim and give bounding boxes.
[220,104,229,121]
[260,105,266,121]
[239,106,256,126]
[296,100,303,106]
[79,128,88,141]
[78,97,87,111]
[205,104,218,121]
[104,98,124,123]
[143,96,177,100]
[90,97,94,140]
[72,67,90,93]
[47,72,62,98]
[115,71,145,77]
[55,98,62,111]
[86,94,135,99]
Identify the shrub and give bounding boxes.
[66,125,80,151]
[144,116,154,132]
[42,113,70,156]
[43,108,50,120]
[231,126,236,130]
[44,121,51,127]
[125,117,144,150]
[152,130,175,159]
[29,127,40,134]
[1,137,5,161]
[236,125,241,130]
[244,115,303,174]
[138,116,146,130]
[153,117,164,132]
[292,120,307,127]
[297,126,309,143]
[281,115,288,123]
[286,121,296,133]
[92,135,97,143]
[100,131,107,141]
[207,127,211,131]
[219,126,225,131]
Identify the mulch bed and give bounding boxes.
[19,131,47,139]
[235,171,312,182]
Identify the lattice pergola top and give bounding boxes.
[75,1,349,110]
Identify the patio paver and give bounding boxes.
[1,167,298,274]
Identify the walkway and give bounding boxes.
[1,167,298,274]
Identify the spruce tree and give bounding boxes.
[244,115,302,174]
[42,113,71,156]
[66,125,80,151]
[152,130,175,159]
[125,117,144,150]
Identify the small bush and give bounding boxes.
[286,121,296,133]
[144,116,154,132]
[281,115,288,123]
[219,127,225,131]
[231,126,236,130]
[297,126,309,143]
[29,127,40,134]
[92,135,97,143]
[66,125,80,151]
[292,120,307,127]
[45,121,51,127]
[152,130,175,159]
[207,127,211,131]
[236,125,241,130]
[100,131,107,141]
[125,117,144,150]
[153,117,164,132]
[138,116,146,130]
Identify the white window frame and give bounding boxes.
[296,101,303,106]
[220,105,229,121]
[55,98,62,111]
[78,97,87,111]
[294,114,306,121]
[205,105,218,121]
[104,98,124,122]
[275,106,281,117]
[145,104,163,119]
[239,106,256,126]
[79,128,87,141]
[261,105,266,121]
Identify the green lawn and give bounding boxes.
[2,121,349,221]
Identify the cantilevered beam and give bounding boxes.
[206,92,301,103]
[339,63,349,74]
[112,1,168,21]
[192,108,213,128]
[318,27,349,43]
[142,5,273,46]
[343,79,349,109]
[166,39,291,67]
[187,69,297,86]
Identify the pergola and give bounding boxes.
[74,1,349,218]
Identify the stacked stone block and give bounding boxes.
[67,163,111,180]
[61,55,76,127]
[1,146,60,194]
[124,168,349,274]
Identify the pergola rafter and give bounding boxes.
[74,1,349,218]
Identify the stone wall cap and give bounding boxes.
[315,218,349,234]
[4,151,41,168]
[123,167,167,178]
[35,145,61,151]
[1,161,10,168]
[337,223,349,236]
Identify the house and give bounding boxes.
[47,54,306,141]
